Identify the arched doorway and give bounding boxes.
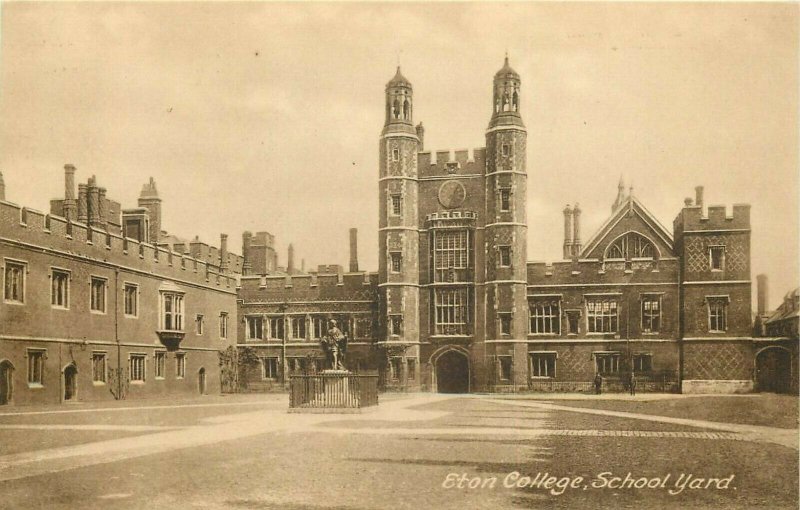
[198,368,206,395]
[0,360,13,405]
[63,364,78,402]
[435,350,470,394]
[756,347,792,393]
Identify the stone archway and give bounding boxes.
[0,360,13,405]
[755,347,792,394]
[63,363,78,402]
[434,349,470,394]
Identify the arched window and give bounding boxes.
[392,98,400,119]
[403,99,410,120]
[606,232,655,260]
[512,90,519,111]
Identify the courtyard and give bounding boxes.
[0,393,796,510]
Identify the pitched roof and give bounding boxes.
[580,195,674,258]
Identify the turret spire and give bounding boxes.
[489,55,524,129]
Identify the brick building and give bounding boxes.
[238,58,793,394]
[0,167,240,406]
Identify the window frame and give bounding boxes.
[154,351,166,380]
[529,352,557,379]
[499,188,511,212]
[195,314,205,335]
[129,353,147,383]
[633,353,653,373]
[390,194,402,216]
[498,355,513,381]
[261,357,279,380]
[640,294,662,334]
[498,246,512,268]
[219,312,229,339]
[389,314,403,336]
[246,315,264,341]
[594,352,622,375]
[50,267,71,309]
[499,313,512,336]
[433,287,472,336]
[175,352,186,379]
[4,258,27,304]
[707,296,729,332]
[123,282,139,318]
[268,316,285,340]
[159,291,185,332]
[92,351,107,384]
[290,316,307,340]
[89,276,108,314]
[586,297,619,334]
[709,245,725,272]
[389,251,402,273]
[529,298,562,335]
[27,348,45,387]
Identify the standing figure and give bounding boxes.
[320,319,348,371]
[594,373,603,395]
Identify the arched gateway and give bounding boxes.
[755,347,792,393]
[433,348,470,394]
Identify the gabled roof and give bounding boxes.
[765,288,800,324]
[580,195,674,258]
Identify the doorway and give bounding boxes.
[435,350,470,393]
[63,364,78,402]
[756,347,791,393]
[198,367,206,395]
[0,360,13,405]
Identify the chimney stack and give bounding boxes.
[756,274,769,315]
[562,205,573,259]
[219,234,229,272]
[63,164,77,221]
[0,171,5,201]
[87,176,101,227]
[242,232,252,275]
[416,122,425,150]
[77,183,88,223]
[287,243,295,274]
[97,187,107,229]
[695,185,704,209]
[572,203,582,258]
[349,227,359,272]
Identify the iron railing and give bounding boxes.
[289,373,379,409]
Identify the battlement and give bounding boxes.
[238,271,379,298]
[674,202,750,235]
[418,147,486,177]
[0,199,240,290]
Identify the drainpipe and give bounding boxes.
[115,268,121,399]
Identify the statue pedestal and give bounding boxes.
[321,369,351,406]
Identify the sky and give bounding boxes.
[0,2,797,308]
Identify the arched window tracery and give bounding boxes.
[605,232,656,260]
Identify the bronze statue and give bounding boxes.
[320,319,348,371]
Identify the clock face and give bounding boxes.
[438,180,467,209]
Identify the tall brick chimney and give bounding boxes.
[572,203,582,258]
[138,177,161,244]
[219,233,229,272]
[562,205,573,259]
[756,274,769,315]
[287,243,295,274]
[97,187,107,229]
[77,183,88,223]
[416,122,425,150]
[87,176,101,227]
[349,227,359,272]
[242,231,252,275]
[695,185,704,209]
[63,164,77,221]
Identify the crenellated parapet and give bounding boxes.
[1,199,240,290]
[418,148,487,177]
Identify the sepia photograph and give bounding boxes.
[0,2,797,509]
